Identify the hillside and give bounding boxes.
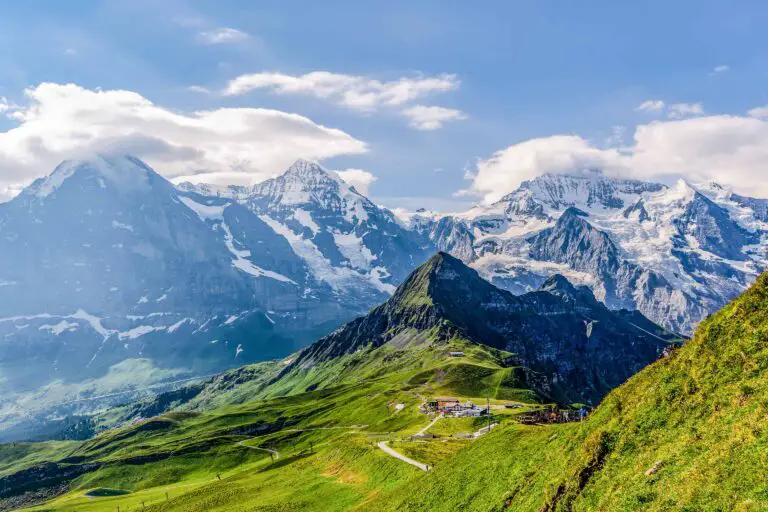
[0,253,682,510]
[369,272,768,511]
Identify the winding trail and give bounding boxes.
[377,441,429,471]
[237,440,279,460]
[416,413,443,436]
[234,425,368,461]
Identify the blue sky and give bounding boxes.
[1,0,768,207]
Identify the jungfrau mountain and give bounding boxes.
[407,170,767,334]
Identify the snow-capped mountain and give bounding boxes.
[409,171,767,334]
[180,159,434,303]
[0,155,369,437]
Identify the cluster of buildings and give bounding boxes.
[426,397,488,417]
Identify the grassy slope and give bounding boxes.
[369,273,768,512]
[0,441,80,478]
[8,336,541,511]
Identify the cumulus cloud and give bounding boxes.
[223,71,464,130]
[711,64,730,74]
[635,100,665,112]
[198,27,249,44]
[335,168,377,195]
[747,106,768,119]
[460,136,624,202]
[462,114,768,203]
[0,82,367,198]
[401,105,467,130]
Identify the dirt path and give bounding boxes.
[416,413,443,436]
[472,422,498,438]
[234,425,368,461]
[237,440,279,460]
[377,441,430,471]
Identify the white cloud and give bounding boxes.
[401,105,467,130]
[635,100,704,119]
[635,100,665,112]
[187,85,210,94]
[463,113,768,202]
[335,168,377,195]
[747,106,768,119]
[0,97,10,113]
[224,71,459,109]
[461,136,624,202]
[64,48,77,56]
[223,71,464,129]
[667,102,704,119]
[198,27,249,45]
[0,82,367,197]
[712,64,730,74]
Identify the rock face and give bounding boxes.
[409,172,767,334]
[293,252,678,404]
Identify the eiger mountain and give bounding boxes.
[408,171,768,334]
[288,252,678,405]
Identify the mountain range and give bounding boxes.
[406,171,767,334]
[0,154,765,438]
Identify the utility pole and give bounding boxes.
[487,396,491,432]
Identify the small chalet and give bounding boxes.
[449,351,465,357]
[427,397,460,411]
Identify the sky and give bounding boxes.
[1,0,768,210]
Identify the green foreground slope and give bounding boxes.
[370,273,768,512]
[1,336,538,511]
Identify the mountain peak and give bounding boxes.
[283,158,328,179]
[539,273,598,305]
[390,251,472,306]
[540,273,578,293]
[23,154,158,200]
